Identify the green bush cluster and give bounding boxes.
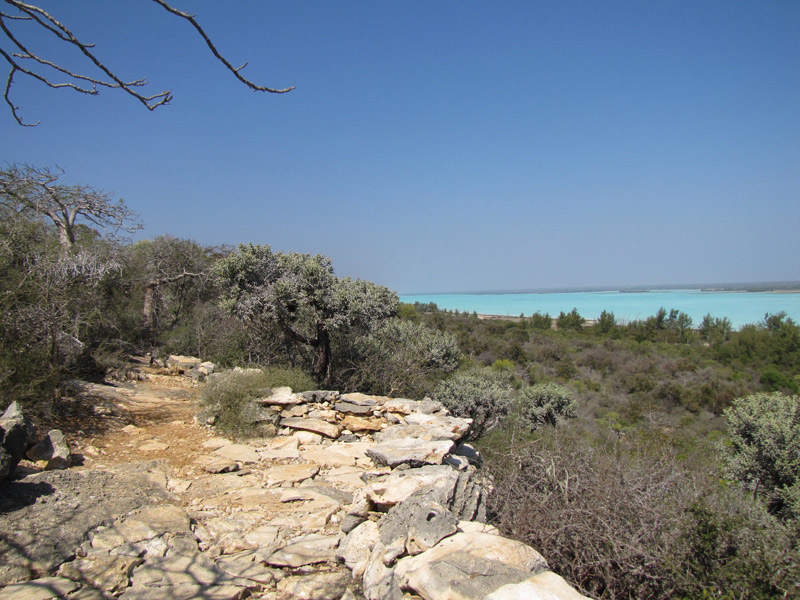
[433,370,514,440]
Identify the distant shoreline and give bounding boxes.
[402,282,800,296]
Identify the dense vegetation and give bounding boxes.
[2,165,799,598]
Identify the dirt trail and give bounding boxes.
[60,370,219,476]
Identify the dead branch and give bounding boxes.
[1,0,294,125]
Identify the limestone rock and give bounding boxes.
[264,463,320,487]
[336,519,380,578]
[0,401,35,478]
[265,534,340,568]
[394,532,548,600]
[366,437,454,469]
[166,355,202,372]
[334,402,376,415]
[0,576,79,599]
[484,571,593,600]
[403,413,471,441]
[258,387,302,406]
[363,465,460,510]
[212,443,260,464]
[25,429,70,470]
[280,417,342,439]
[293,430,324,445]
[276,570,351,600]
[339,392,382,406]
[57,552,142,594]
[341,415,384,432]
[301,390,340,403]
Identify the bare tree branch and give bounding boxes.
[1,0,294,125]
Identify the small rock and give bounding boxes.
[277,571,351,600]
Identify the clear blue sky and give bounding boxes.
[2,1,799,293]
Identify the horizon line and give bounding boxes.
[398,279,800,297]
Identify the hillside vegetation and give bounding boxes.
[2,164,798,599]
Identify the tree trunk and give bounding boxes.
[142,282,158,345]
[314,328,332,386]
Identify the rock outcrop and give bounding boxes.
[0,378,590,600]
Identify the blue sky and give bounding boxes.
[2,1,799,293]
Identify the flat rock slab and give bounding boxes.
[341,415,384,432]
[0,462,171,586]
[264,463,320,487]
[334,401,376,415]
[366,437,454,468]
[280,417,341,439]
[300,446,357,468]
[0,576,79,600]
[276,570,351,600]
[265,534,340,568]
[120,583,249,600]
[339,393,383,406]
[212,444,260,464]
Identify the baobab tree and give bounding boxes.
[0,163,140,251]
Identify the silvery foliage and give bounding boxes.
[723,392,800,518]
[434,372,514,440]
[215,243,398,335]
[520,383,578,431]
[349,319,460,396]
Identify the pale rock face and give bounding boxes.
[483,571,594,600]
[364,465,460,509]
[265,534,340,568]
[366,437,455,468]
[264,463,320,487]
[393,531,549,599]
[335,519,380,578]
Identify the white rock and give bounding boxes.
[484,571,593,600]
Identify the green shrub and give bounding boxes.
[517,383,577,431]
[433,370,513,440]
[760,367,799,393]
[199,366,315,438]
[722,391,800,519]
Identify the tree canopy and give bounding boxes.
[213,243,399,384]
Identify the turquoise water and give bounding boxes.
[399,290,800,330]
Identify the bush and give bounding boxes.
[516,383,577,431]
[483,425,800,599]
[556,308,585,332]
[433,370,514,440]
[198,366,315,438]
[722,391,800,519]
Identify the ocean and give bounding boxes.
[399,289,800,330]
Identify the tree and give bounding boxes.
[126,236,210,345]
[213,244,399,384]
[0,164,141,251]
[595,310,616,334]
[1,0,294,126]
[722,391,800,519]
[556,308,584,332]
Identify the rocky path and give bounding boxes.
[0,366,590,600]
